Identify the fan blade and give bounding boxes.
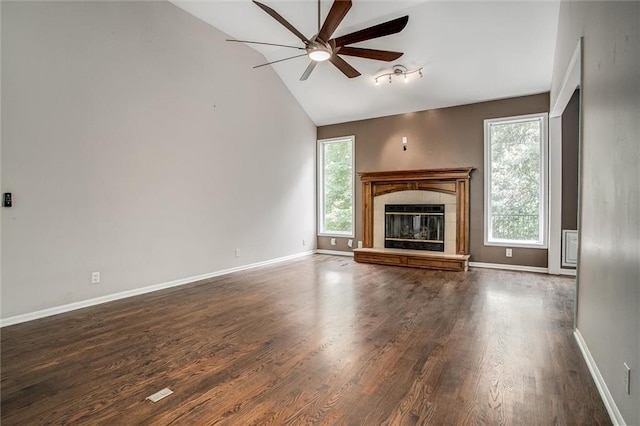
[337,46,403,62]
[329,54,361,78]
[253,1,310,44]
[317,0,352,42]
[300,61,318,81]
[333,15,408,47]
[226,39,305,50]
[253,53,308,69]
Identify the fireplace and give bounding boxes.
[385,204,445,251]
[354,167,474,272]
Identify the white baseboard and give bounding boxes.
[468,261,549,274]
[559,268,577,276]
[0,250,315,328]
[574,329,625,425]
[315,249,354,257]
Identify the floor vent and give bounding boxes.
[146,387,173,403]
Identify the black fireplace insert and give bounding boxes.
[384,204,445,251]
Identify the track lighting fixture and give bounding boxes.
[374,65,424,85]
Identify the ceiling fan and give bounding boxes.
[226,0,409,81]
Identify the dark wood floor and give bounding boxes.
[2,255,610,425]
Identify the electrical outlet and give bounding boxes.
[624,363,631,395]
[235,249,240,258]
[330,238,336,246]
[347,239,353,248]
[91,272,100,284]
[302,239,306,246]
[506,248,513,258]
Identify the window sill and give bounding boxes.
[318,232,354,239]
[484,241,548,250]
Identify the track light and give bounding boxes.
[374,64,424,85]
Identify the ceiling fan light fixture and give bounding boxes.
[307,44,331,62]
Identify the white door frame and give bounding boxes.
[549,38,582,276]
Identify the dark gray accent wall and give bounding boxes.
[560,89,580,270]
[317,93,550,268]
[562,89,580,232]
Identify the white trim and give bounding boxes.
[548,115,563,274]
[574,329,626,425]
[469,261,548,274]
[551,39,582,117]
[483,113,549,249]
[549,37,581,276]
[315,249,354,257]
[559,268,577,276]
[317,135,355,238]
[0,251,315,328]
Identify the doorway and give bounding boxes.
[549,38,583,328]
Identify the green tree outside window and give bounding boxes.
[320,138,353,235]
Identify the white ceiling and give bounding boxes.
[171,0,560,126]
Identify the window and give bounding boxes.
[484,113,548,248]
[318,136,354,237]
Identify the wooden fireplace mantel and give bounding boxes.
[354,167,474,272]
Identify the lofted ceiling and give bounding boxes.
[171,0,560,126]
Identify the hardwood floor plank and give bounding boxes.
[1,255,610,425]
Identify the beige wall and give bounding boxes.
[1,1,317,319]
[551,1,639,424]
[318,93,549,267]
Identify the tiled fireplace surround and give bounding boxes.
[353,168,474,272]
[374,191,457,254]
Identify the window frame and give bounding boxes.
[317,135,355,238]
[483,112,549,249]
